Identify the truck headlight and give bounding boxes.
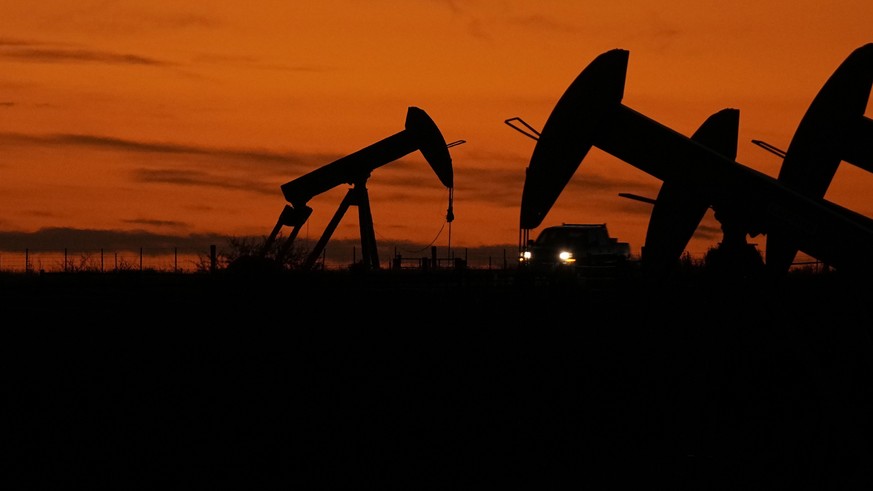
[558,250,575,264]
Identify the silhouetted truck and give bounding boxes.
[520,223,631,272]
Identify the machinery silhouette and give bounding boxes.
[247,106,458,271]
[509,108,762,279]
[765,43,873,273]
[620,108,765,279]
[518,46,873,279]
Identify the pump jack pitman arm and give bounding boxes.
[264,106,455,270]
[520,48,873,275]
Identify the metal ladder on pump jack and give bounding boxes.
[504,116,542,258]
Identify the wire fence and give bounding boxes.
[9,242,824,276]
[0,244,830,278]
[0,245,527,274]
[0,248,211,274]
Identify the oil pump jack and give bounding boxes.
[764,43,873,273]
[258,106,457,271]
[518,46,873,280]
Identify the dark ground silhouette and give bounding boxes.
[5,268,873,489]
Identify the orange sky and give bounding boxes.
[1,1,871,267]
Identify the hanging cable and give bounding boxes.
[374,187,452,254]
[446,187,454,258]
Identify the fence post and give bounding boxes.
[210,245,216,273]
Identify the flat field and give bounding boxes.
[6,268,873,488]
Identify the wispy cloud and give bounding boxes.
[132,169,277,196]
[0,131,335,172]
[3,48,170,66]
[0,28,316,74]
[0,38,173,66]
[139,12,217,30]
[507,14,581,34]
[426,0,465,14]
[122,218,188,229]
[0,227,227,253]
[566,171,656,193]
[0,38,44,47]
[192,53,333,73]
[35,4,219,34]
[466,18,492,41]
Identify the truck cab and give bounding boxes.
[519,223,631,272]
